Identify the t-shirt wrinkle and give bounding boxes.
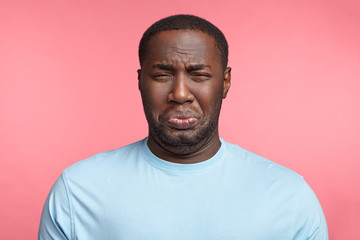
[61,172,74,240]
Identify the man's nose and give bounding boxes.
[168,73,195,104]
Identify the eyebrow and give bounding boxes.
[186,64,212,71]
[152,64,174,70]
[152,63,211,71]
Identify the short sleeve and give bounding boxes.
[38,174,72,240]
[294,179,328,240]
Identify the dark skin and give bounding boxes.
[138,30,231,164]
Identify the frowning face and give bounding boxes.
[138,30,231,156]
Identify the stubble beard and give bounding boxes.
[144,102,222,156]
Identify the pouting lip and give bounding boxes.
[166,116,198,130]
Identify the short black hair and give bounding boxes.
[139,14,229,70]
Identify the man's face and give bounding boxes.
[138,30,231,155]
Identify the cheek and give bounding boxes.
[193,83,223,110]
[141,82,170,113]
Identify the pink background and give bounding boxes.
[1,0,359,239]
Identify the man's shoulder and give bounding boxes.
[62,139,145,178]
[222,139,303,184]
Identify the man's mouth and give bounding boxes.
[167,117,198,130]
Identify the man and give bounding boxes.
[39,15,328,239]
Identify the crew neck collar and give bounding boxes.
[141,138,226,173]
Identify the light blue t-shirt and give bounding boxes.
[38,139,328,239]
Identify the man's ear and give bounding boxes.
[137,69,142,90]
[223,67,231,99]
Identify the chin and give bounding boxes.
[151,126,216,155]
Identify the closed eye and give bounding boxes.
[190,72,213,81]
[151,73,172,81]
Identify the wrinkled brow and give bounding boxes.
[152,64,211,71]
[152,64,174,70]
[186,64,212,71]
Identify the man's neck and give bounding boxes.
[147,135,221,164]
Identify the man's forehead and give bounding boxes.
[145,31,219,63]
[148,30,216,48]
